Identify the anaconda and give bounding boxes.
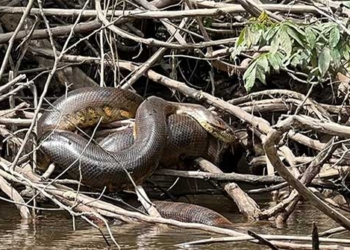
[139,200,233,228]
[37,87,236,190]
[98,114,228,167]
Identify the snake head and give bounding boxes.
[176,104,237,144]
[200,114,237,144]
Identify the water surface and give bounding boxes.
[0,195,348,250]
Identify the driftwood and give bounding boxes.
[0,0,350,249]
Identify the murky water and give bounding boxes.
[0,194,349,250]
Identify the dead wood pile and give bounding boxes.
[0,0,350,249]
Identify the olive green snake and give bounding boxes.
[37,87,236,190]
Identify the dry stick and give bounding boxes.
[154,169,334,188]
[56,197,106,225]
[41,163,55,179]
[185,0,237,77]
[261,140,339,222]
[0,117,32,126]
[99,29,104,87]
[95,0,238,49]
[0,159,120,246]
[27,51,328,153]
[247,230,279,250]
[135,185,162,217]
[115,61,327,153]
[0,102,29,118]
[45,189,246,237]
[151,0,180,8]
[0,4,327,17]
[0,81,33,102]
[275,137,339,223]
[268,242,344,250]
[318,227,346,237]
[13,15,39,78]
[120,0,188,89]
[0,175,31,219]
[179,234,350,247]
[313,0,350,16]
[229,89,331,121]
[0,0,34,81]
[0,74,26,93]
[9,0,90,173]
[194,158,261,220]
[264,116,350,230]
[132,0,186,44]
[115,61,350,225]
[239,98,350,116]
[121,47,168,89]
[235,0,284,22]
[247,182,289,194]
[0,20,102,44]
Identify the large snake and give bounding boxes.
[37,87,236,191]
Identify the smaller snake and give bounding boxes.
[140,200,233,228]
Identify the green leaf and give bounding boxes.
[279,29,292,57]
[257,55,269,72]
[254,29,263,47]
[236,28,246,47]
[243,66,257,92]
[265,26,278,42]
[243,59,257,75]
[245,28,255,47]
[284,21,305,35]
[258,10,269,23]
[231,47,242,60]
[318,47,331,77]
[286,26,304,46]
[343,44,350,61]
[331,48,341,68]
[305,27,316,49]
[329,27,340,47]
[290,53,301,67]
[268,53,282,72]
[270,36,280,55]
[256,67,267,84]
[310,53,318,69]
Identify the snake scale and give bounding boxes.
[37,87,236,227]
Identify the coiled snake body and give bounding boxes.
[38,87,235,190]
[37,87,235,226]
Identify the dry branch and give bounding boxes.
[0,4,329,18]
[1,0,350,248]
[264,116,350,229]
[195,158,261,219]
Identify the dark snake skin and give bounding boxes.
[38,87,234,190]
[99,114,225,167]
[37,87,236,227]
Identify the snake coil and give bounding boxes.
[38,87,236,190]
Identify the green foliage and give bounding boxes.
[233,13,350,91]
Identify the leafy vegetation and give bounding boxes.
[232,11,350,91]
